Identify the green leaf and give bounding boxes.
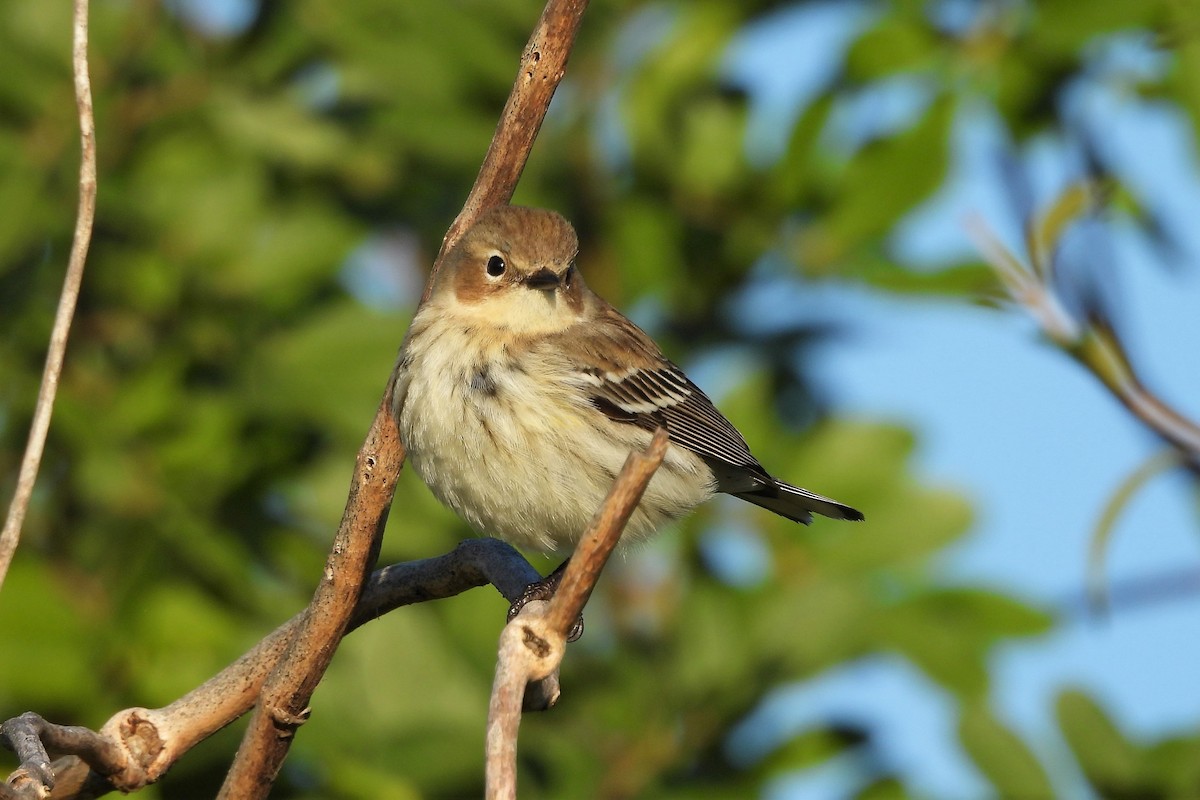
[0,562,100,710]
[1146,734,1200,798]
[754,577,874,671]
[126,582,254,706]
[757,728,858,778]
[672,576,756,698]
[846,16,942,81]
[215,200,362,304]
[606,198,686,300]
[248,300,406,439]
[848,257,1003,299]
[770,95,833,205]
[1030,0,1164,54]
[873,589,1051,695]
[209,89,357,171]
[804,94,954,266]
[854,777,916,800]
[788,422,973,572]
[623,4,742,173]
[1028,182,1095,278]
[959,701,1055,798]
[677,93,749,202]
[1056,689,1142,791]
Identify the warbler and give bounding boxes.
[393,205,862,554]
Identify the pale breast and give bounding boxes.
[396,321,716,552]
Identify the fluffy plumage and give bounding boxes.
[393,205,862,552]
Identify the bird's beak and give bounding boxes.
[524,268,560,290]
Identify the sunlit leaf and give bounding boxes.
[808,94,954,266]
[1056,689,1143,792]
[846,14,941,80]
[1027,182,1094,279]
[959,701,1055,798]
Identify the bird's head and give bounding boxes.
[432,206,587,333]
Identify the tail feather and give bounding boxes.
[734,480,864,524]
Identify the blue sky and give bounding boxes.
[721,3,1200,797]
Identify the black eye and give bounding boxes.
[486,255,506,277]
[564,263,575,288]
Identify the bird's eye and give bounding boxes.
[564,263,575,288]
[486,255,506,278]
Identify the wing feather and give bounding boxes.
[553,303,772,489]
[541,299,863,523]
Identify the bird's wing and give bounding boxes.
[581,364,770,478]
[547,302,864,523]
[555,304,773,492]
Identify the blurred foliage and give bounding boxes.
[0,0,1197,797]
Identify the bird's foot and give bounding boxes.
[507,559,584,642]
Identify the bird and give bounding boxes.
[392,205,863,564]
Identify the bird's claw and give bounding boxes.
[507,576,584,642]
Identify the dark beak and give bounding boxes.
[524,268,560,289]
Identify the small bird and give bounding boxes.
[393,206,862,558]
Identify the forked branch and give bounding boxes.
[2,539,550,798]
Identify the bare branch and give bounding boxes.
[543,429,669,639]
[220,2,590,794]
[485,429,668,800]
[1,713,122,795]
[217,395,401,799]
[487,602,559,800]
[4,0,591,794]
[4,540,551,798]
[427,0,591,301]
[0,0,97,591]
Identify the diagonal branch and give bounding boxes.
[970,193,1200,612]
[968,213,1200,462]
[427,0,590,299]
[218,1,590,796]
[485,429,668,800]
[0,0,97,592]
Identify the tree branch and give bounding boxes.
[4,0,592,795]
[427,0,590,299]
[219,1,589,796]
[970,211,1200,462]
[485,429,668,800]
[0,0,96,591]
[3,539,553,798]
[971,194,1200,611]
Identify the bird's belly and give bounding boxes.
[399,353,714,552]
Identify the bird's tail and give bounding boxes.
[735,480,864,525]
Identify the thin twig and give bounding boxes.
[485,429,668,800]
[972,196,1200,612]
[1087,448,1187,614]
[543,428,669,639]
[0,0,96,592]
[968,215,1200,461]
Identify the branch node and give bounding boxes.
[520,625,551,659]
[268,706,311,734]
